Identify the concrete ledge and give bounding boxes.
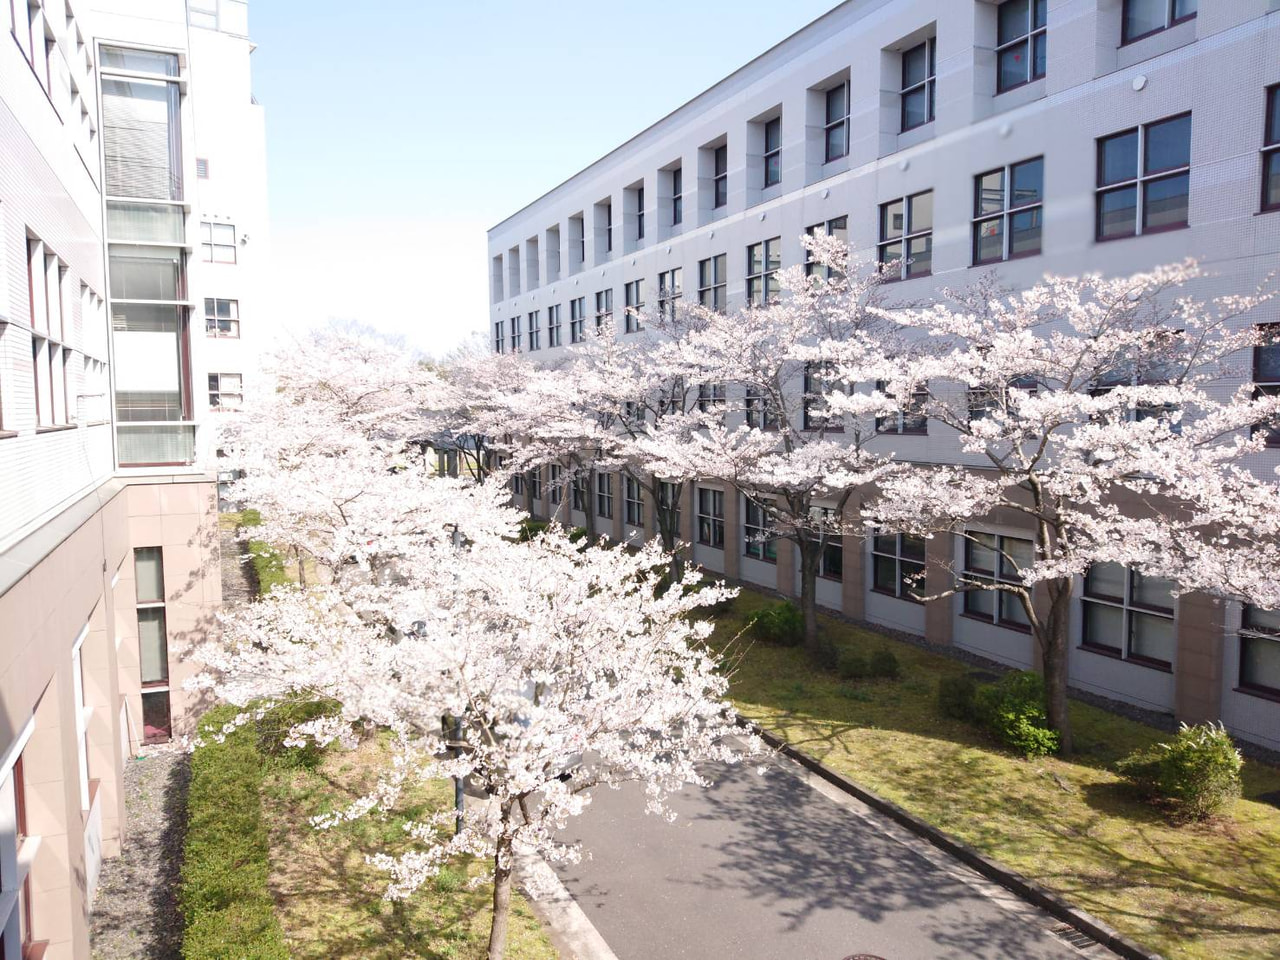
[737,716,1165,960]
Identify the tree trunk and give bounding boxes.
[797,537,828,662]
[486,811,515,960]
[1039,578,1074,754]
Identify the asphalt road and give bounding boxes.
[554,750,1108,960]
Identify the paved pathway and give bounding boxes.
[554,748,1114,960]
[217,521,257,605]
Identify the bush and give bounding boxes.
[255,699,342,770]
[974,671,1060,758]
[749,600,804,647]
[937,675,978,720]
[868,648,902,680]
[516,519,550,542]
[567,526,590,544]
[248,540,289,596]
[837,650,868,681]
[181,705,289,960]
[237,508,263,528]
[1116,722,1242,821]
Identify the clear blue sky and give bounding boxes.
[249,0,839,355]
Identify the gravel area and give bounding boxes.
[90,744,190,960]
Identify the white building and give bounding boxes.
[487,0,1280,750]
[0,1,268,956]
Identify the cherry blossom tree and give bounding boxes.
[827,263,1280,751]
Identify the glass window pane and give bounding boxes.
[878,240,903,269]
[1001,592,1031,626]
[1145,115,1191,174]
[1083,601,1124,651]
[212,223,236,244]
[966,532,997,573]
[974,217,1004,264]
[1099,130,1139,186]
[135,547,164,602]
[1098,186,1138,239]
[1130,611,1175,663]
[902,88,930,130]
[1011,158,1043,206]
[907,235,933,276]
[1132,570,1176,611]
[902,560,927,600]
[102,78,181,201]
[909,191,933,232]
[826,84,846,124]
[1124,0,1165,40]
[1173,0,1196,20]
[998,0,1030,46]
[873,534,897,555]
[1086,562,1126,599]
[138,607,169,683]
[1001,537,1035,579]
[825,123,847,162]
[966,583,996,618]
[997,41,1030,92]
[1142,173,1188,230]
[881,200,904,240]
[141,690,172,743]
[1010,208,1042,257]
[1034,0,1048,29]
[976,170,1005,215]
[1242,633,1280,690]
[106,201,185,243]
[1269,90,1280,147]
[873,554,898,592]
[109,248,182,300]
[765,239,781,271]
[1265,152,1280,209]
[204,298,214,314]
[901,534,927,563]
[1257,332,1280,381]
[747,243,762,275]
[902,42,929,88]
[1032,33,1047,78]
[101,46,179,75]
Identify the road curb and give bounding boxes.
[738,717,1166,960]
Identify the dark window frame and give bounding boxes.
[805,216,849,279]
[696,487,725,548]
[1262,85,1280,213]
[870,532,926,603]
[1239,605,1280,698]
[1254,323,1280,447]
[1120,0,1197,47]
[746,237,781,307]
[713,144,729,208]
[697,254,727,312]
[569,297,586,343]
[624,280,644,334]
[671,166,683,225]
[995,0,1047,95]
[877,191,934,281]
[961,532,1032,632]
[763,116,782,188]
[972,156,1045,265]
[1095,113,1192,242]
[900,38,937,133]
[1080,563,1176,670]
[824,82,850,162]
[743,497,777,563]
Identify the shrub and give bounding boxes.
[867,648,902,680]
[937,675,978,720]
[248,540,289,596]
[748,600,804,647]
[255,699,342,770]
[181,705,289,960]
[566,526,590,544]
[1116,722,1242,821]
[837,650,868,681]
[974,671,1060,757]
[237,508,263,528]
[516,519,550,542]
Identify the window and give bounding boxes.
[973,157,1044,264]
[697,488,725,548]
[1263,85,1280,213]
[25,239,74,429]
[572,471,588,512]
[746,238,781,306]
[0,722,37,959]
[595,289,613,330]
[820,532,843,582]
[968,376,1039,421]
[1096,113,1191,240]
[697,382,726,414]
[713,145,728,208]
[803,363,842,431]
[511,471,525,497]
[1239,606,1280,696]
[135,546,172,742]
[671,167,683,225]
[208,373,242,410]
[805,216,848,279]
[549,464,563,505]
[996,0,1047,93]
[571,214,586,266]
[658,481,681,532]
[744,499,776,562]
[962,533,1033,629]
[637,186,645,241]
[204,298,240,338]
[596,473,614,519]
[569,297,586,343]
[528,468,542,502]
[657,269,682,322]
[624,475,643,526]
[659,377,686,417]
[872,532,927,601]
[196,157,209,178]
[605,202,613,253]
[764,117,782,187]
[1254,324,1280,447]
[493,319,505,353]
[624,280,644,333]
[875,379,928,434]
[510,314,522,353]
[547,304,562,348]
[200,221,237,263]
[825,83,849,162]
[526,311,540,351]
[1081,563,1176,668]
[901,38,936,132]
[878,191,933,280]
[698,254,727,312]
[745,386,778,430]
[1122,0,1196,45]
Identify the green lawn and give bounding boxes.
[262,735,557,959]
[718,589,1280,960]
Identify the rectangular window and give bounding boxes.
[572,471,588,512]
[825,83,850,162]
[1263,85,1280,213]
[743,499,776,562]
[207,373,242,410]
[1081,563,1176,668]
[714,144,729,208]
[973,157,1044,264]
[204,298,239,338]
[1122,0,1196,45]
[528,468,542,502]
[596,473,614,519]
[549,464,563,505]
[764,117,782,187]
[802,362,842,432]
[697,382,726,414]
[200,222,236,263]
[624,475,643,527]
[135,546,172,742]
[547,304,562,348]
[101,70,183,202]
[805,216,848,279]
[141,690,171,744]
[527,310,541,350]
[571,214,586,267]
[962,532,1033,629]
[637,186,645,241]
[1254,324,1280,447]
[901,38,936,132]
[878,191,933,280]
[746,237,781,306]
[1240,605,1280,696]
[875,379,928,435]
[595,289,613,330]
[871,532,927,601]
[671,166,683,225]
[493,319,505,353]
[658,481,681,533]
[657,268,682,322]
[697,487,725,548]
[820,533,843,582]
[510,315,522,353]
[605,202,613,253]
[196,157,209,178]
[745,386,778,430]
[698,254,727,312]
[624,280,644,333]
[1096,113,1191,240]
[570,297,586,343]
[996,0,1047,93]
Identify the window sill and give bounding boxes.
[1079,642,1123,661]
[745,553,777,565]
[1235,684,1280,705]
[36,424,79,434]
[0,430,16,440]
[818,574,844,584]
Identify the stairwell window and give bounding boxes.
[878,191,933,280]
[825,83,850,162]
[1096,113,1191,240]
[996,0,1046,94]
[973,157,1044,264]
[1081,563,1176,668]
[135,547,173,742]
[764,117,782,187]
[697,488,725,548]
[1263,85,1280,213]
[1122,0,1196,46]
[900,38,936,132]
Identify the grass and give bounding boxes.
[718,587,1280,960]
[220,508,307,594]
[261,734,557,960]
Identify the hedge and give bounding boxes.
[180,704,289,960]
